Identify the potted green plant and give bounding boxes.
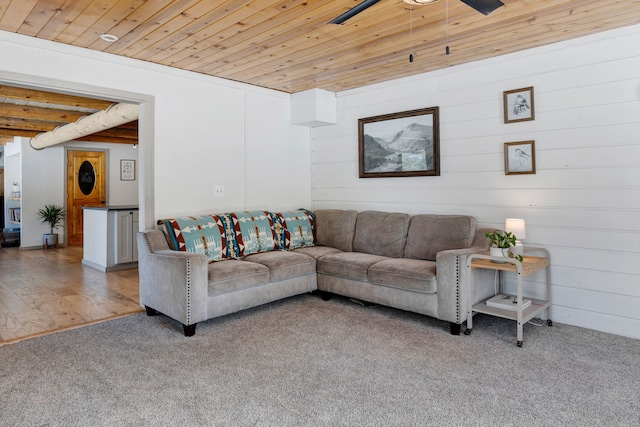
[36,204,66,248]
[485,230,523,261]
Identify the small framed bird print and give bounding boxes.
[505,141,536,175]
[504,87,534,123]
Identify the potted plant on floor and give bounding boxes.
[37,204,66,248]
[485,230,523,262]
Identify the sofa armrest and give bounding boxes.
[435,244,496,325]
[137,230,209,326]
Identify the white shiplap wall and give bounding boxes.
[310,25,640,339]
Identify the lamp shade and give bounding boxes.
[505,218,526,240]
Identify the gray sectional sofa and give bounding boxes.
[137,209,495,336]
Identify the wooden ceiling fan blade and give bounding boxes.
[460,0,504,15]
[329,0,382,24]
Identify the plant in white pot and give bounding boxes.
[36,204,66,248]
[485,230,523,262]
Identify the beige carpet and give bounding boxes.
[1,293,638,426]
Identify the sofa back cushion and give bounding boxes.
[404,215,477,261]
[230,210,279,257]
[273,209,315,250]
[353,211,410,258]
[158,214,241,262]
[314,209,358,252]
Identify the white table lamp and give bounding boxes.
[505,218,526,256]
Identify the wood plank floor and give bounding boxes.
[0,245,142,346]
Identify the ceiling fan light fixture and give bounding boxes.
[99,34,119,42]
[403,0,440,5]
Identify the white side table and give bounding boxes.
[464,246,552,347]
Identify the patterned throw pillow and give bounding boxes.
[229,210,278,257]
[274,209,315,249]
[158,215,239,262]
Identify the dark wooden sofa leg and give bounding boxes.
[449,322,461,335]
[145,306,157,316]
[183,323,197,337]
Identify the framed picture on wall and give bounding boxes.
[504,141,536,175]
[120,159,136,181]
[503,86,535,123]
[358,107,440,178]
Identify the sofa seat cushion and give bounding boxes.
[208,260,269,296]
[293,246,343,260]
[317,252,390,281]
[244,251,316,282]
[368,259,437,294]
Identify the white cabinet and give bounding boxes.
[83,206,138,271]
[114,209,139,264]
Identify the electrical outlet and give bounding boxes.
[213,185,224,198]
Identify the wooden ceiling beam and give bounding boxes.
[73,135,137,144]
[0,85,115,110]
[0,117,138,139]
[0,103,139,130]
[0,127,137,145]
[0,103,92,123]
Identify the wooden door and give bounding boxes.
[66,150,106,245]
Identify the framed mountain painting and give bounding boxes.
[358,107,440,178]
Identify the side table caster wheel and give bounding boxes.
[517,341,523,347]
[464,329,472,335]
[547,319,553,326]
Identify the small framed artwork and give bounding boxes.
[503,86,534,123]
[358,107,440,178]
[120,159,136,181]
[504,141,536,175]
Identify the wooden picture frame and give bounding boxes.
[120,159,136,181]
[358,107,440,178]
[503,86,535,123]
[504,141,536,175]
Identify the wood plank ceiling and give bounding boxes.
[1,0,639,145]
